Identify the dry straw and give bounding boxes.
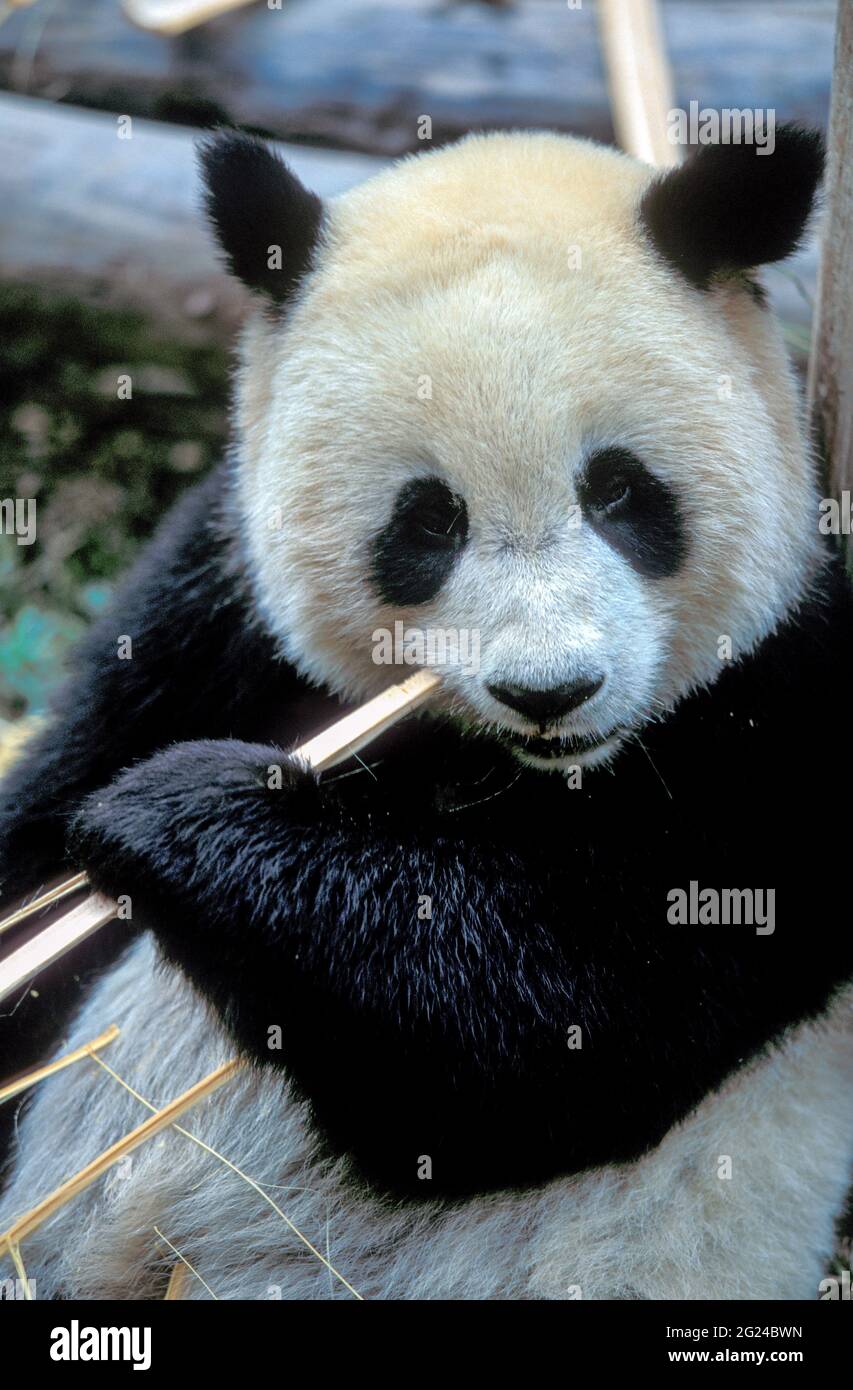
[0,1044,363,1300]
[1,1059,242,1249]
[0,1022,120,1104]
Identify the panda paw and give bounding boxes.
[69,739,321,913]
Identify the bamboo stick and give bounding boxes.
[0,891,119,1007]
[123,0,256,38]
[157,1228,218,1300]
[163,1259,191,1301]
[0,870,89,938]
[0,1023,120,1104]
[293,667,440,770]
[0,1059,241,1249]
[6,1239,31,1299]
[597,0,681,168]
[0,669,440,1004]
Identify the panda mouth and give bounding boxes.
[498,727,620,760]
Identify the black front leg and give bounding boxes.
[68,734,850,1198]
[73,739,589,1194]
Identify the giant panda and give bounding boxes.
[0,125,851,1302]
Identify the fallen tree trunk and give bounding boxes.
[0,93,385,344]
[0,0,837,158]
[0,90,817,355]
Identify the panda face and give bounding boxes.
[365,445,687,769]
[231,131,822,773]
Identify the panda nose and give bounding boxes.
[487,676,605,725]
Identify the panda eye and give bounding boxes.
[577,446,687,580]
[412,483,468,547]
[417,504,465,543]
[596,476,631,515]
[370,475,470,605]
[580,460,633,518]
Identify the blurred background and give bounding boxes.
[0,0,840,734]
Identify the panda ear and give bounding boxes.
[639,124,824,290]
[198,130,324,303]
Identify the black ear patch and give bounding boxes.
[199,130,324,302]
[639,124,823,291]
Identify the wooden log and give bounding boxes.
[0,0,836,159]
[808,0,852,508]
[0,88,822,358]
[0,93,386,345]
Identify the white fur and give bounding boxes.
[233,131,824,771]
[2,937,850,1300]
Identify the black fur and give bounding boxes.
[578,447,687,578]
[2,467,850,1198]
[199,131,324,302]
[640,124,824,291]
[369,477,469,605]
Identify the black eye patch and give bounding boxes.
[577,447,687,579]
[369,477,469,605]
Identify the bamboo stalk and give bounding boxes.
[0,891,119,1006]
[597,0,681,168]
[293,667,440,770]
[0,668,440,1005]
[0,1059,241,1249]
[0,1023,120,1104]
[0,870,89,938]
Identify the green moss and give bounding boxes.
[0,287,229,718]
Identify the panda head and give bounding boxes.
[201,126,824,772]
